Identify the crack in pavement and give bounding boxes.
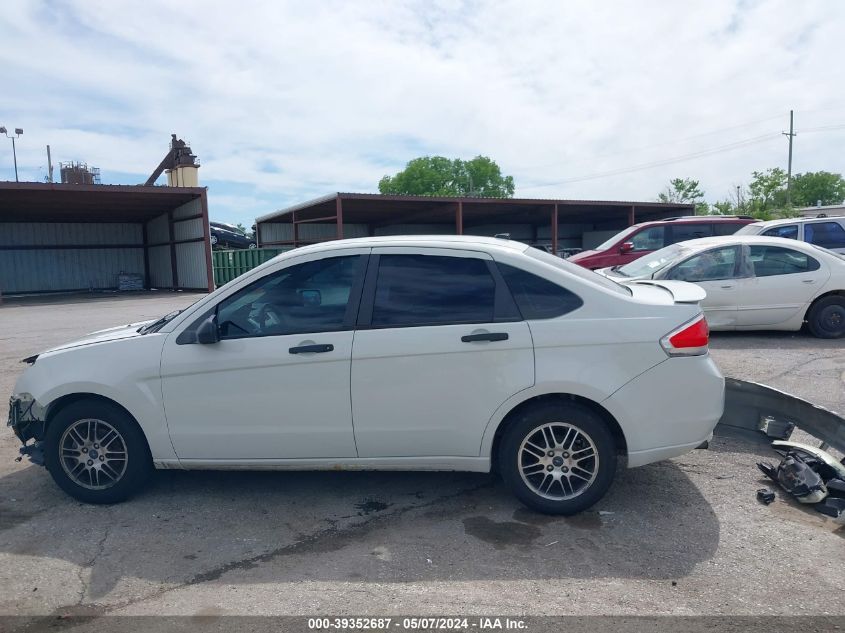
[75,519,112,606]
[51,479,494,618]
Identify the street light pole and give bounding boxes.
[0,126,23,182]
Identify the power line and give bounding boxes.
[518,112,786,172]
[520,132,781,190]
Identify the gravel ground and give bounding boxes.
[0,292,842,617]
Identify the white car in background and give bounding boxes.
[736,216,845,254]
[599,235,845,338]
[9,236,724,515]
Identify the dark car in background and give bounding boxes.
[567,216,755,270]
[210,222,257,250]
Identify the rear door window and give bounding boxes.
[668,223,713,244]
[629,226,666,251]
[370,255,497,327]
[805,222,845,249]
[762,224,799,240]
[749,245,820,277]
[497,263,582,319]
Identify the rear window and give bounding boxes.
[498,263,583,319]
[762,224,799,240]
[735,223,763,235]
[805,221,845,249]
[525,247,631,295]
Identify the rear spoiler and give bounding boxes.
[627,280,706,304]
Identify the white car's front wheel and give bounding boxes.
[44,400,152,504]
[499,402,617,515]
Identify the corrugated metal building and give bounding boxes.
[255,193,694,253]
[0,183,214,296]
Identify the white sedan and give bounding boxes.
[9,236,724,515]
[599,235,845,338]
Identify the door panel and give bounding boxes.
[737,245,829,326]
[351,321,534,457]
[350,248,534,458]
[663,245,743,328]
[160,251,367,460]
[162,332,357,459]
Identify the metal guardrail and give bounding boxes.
[212,248,286,286]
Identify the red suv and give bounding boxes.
[568,216,755,270]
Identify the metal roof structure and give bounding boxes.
[0,182,204,222]
[255,192,694,252]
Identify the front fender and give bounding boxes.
[11,336,176,462]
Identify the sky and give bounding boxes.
[1,0,844,226]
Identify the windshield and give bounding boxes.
[526,246,631,295]
[617,243,691,278]
[593,226,638,252]
[734,223,763,235]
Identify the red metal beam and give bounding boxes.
[168,210,179,289]
[199,192,214,292]
[336,196,344,239]
[456,201,463,235]
[294,214,339,224]
[142,222,151,290]
[551,204,558,254]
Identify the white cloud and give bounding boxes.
[1,0,843,224]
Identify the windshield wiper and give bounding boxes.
[610,265,628,276]
[139,310,183,334]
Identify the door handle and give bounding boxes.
[461,332,509,343]
[289,343,334,354]
[720,284,735,289]
[802,279,815,284]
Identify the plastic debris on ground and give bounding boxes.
[757,441,845,518]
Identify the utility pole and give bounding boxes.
[0,126,23,182]
[46,145,53,183]
[783,110,796,206]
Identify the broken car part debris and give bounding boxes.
[756,488,776,505]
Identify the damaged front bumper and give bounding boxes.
[8,394,46,466]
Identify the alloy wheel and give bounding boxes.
[59,419,129,490]
[518,422,599,501]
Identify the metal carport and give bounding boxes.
[255,193,694,253]
[0,183,214,298]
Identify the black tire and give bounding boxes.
[807,296,845,339]
[498,401,617,515]
[44,399,152,504]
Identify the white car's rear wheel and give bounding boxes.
[499,402,617,515]
[45,400,152,504]
[807,296,845,339]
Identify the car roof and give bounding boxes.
[631,215,752,228]
[286,234,531,255]
[747,215,845,227]
[671,234,833,253]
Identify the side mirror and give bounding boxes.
[196,314,220,344]
[620,242,634,254]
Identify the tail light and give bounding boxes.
[661,315,709,357]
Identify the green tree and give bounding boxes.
[711,200,735,215]
[378,155,515,197]
[790,171,845,207]
[748,168,788,211]
[657,178,707,214]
